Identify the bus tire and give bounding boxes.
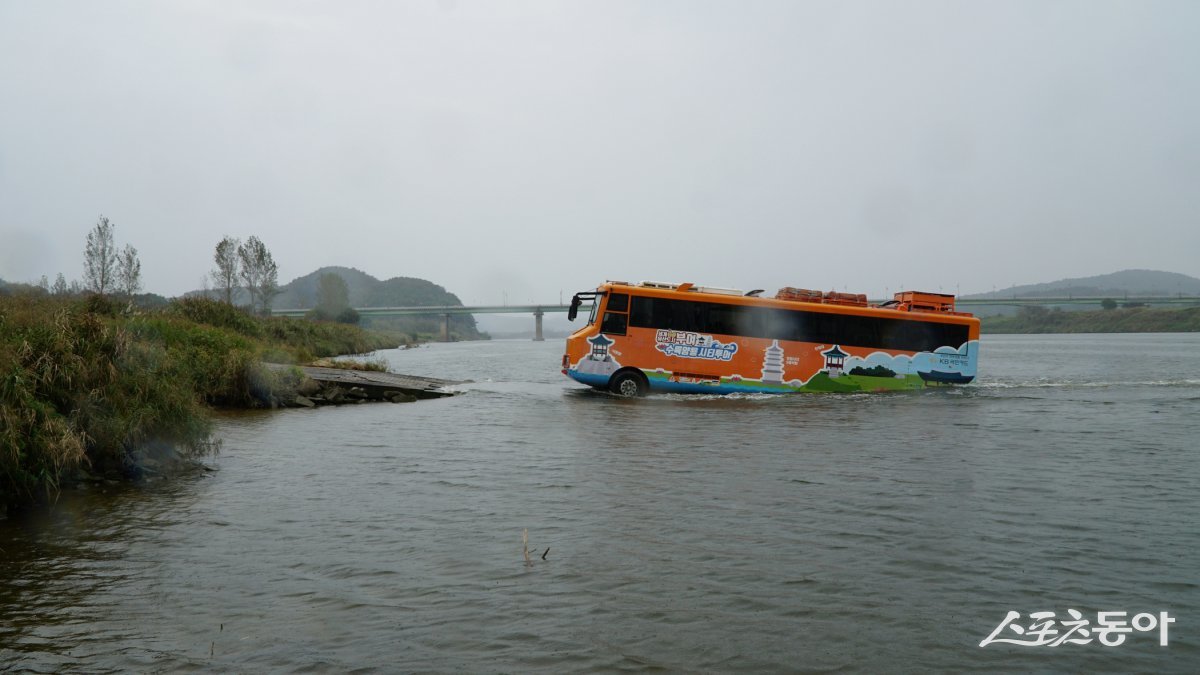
[609,369,648,397]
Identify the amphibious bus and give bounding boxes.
[562,281,980,396]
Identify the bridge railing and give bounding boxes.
[272,295,1200,318]
[952,296,1200,307]
[271,304,575,318]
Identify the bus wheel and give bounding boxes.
[610,370,647,397]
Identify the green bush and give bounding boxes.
[1,294,399,507]
[1,297,212,502]
[984,306,1200,333]
[169,296,263,337]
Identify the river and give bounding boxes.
[2,334,1199,672]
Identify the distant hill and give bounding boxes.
[272,266,484,340]
[272,266,466,308]
[966,269,1200,299]
[0,275,33,293]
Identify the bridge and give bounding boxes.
[955,296,1200,309]
[272,295,1200,342]
[271,304,574,341]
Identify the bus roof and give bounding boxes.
[597,280,977,322]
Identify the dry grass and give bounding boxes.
[0,294,398,506]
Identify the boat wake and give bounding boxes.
[973,378,1200,389]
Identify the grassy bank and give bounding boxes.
[983,305,1200,333]
[1,295,400,507]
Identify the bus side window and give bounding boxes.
[737,307,767,339]
[705,304,734,336]
[602,292,630,335]
[629,295,652,326]
[601,312,628,335]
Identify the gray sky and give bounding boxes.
[2,0,1197,304]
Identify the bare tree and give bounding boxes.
[237,236,279,315]
[237,238,263,312]
[117,244,142,297]
[83,216,118,294]
[211,236,240,304]
[52,273,68,296]
[261,262,279,314]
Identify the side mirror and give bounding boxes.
[567,295,581,321]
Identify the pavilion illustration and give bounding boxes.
[821,345,848,378]
[587,333,614,361]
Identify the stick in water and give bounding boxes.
[522,528,531,563]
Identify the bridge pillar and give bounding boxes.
[441,313,451,342]
[533,309,544,342]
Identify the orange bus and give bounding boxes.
[562,281,980,396]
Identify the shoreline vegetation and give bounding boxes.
[6,291,1195,511]
[981,305,1200,334]
[1,294,407,511]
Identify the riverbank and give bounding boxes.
[0,294,405,509]
[982,305,1200,333]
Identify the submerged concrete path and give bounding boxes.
[267,364,464,401]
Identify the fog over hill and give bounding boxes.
[272,266,468,310]
[274,266,483,339]
[188,265,483,339]
[964,270,1200,299]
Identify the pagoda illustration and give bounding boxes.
[761,340,785,384]
[821,345,848,378]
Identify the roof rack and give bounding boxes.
[891,291,958,313]
[775,287,868,307]
[629,280,746,296]
[692,285,745,296]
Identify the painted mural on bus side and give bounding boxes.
[634,339,979,393]
[572,333,622,379]
[562,281,981,396]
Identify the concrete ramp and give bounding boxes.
[266,363,463,402]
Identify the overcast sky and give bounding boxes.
[2,0,1197,304]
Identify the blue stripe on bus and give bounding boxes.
[568,368,797,395]
[566,371,611,388]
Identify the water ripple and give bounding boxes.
[3,335,1199,671]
